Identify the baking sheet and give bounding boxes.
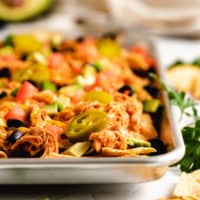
[0,30,185,184]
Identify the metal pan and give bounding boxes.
[0,31,185,184]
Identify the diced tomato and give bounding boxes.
[95,70,119,86]
[84,85,101,92]
[0,55,16,62]
[16,81,38,103]
[131,46,149,56]
[48,53,63,69]
[77,38,98,61]
[95,72,107,86]
[145,57,157,67]
[131,46,157,67]
[5,106,26,122]
[71,91,83,103]
[71,63,82,74]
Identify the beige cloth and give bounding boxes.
[107,0,200,36]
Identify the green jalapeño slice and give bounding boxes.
[66,109,108,141]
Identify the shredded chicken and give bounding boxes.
[90,130,127,152]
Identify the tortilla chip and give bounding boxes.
[191,170,200,183]
[102,147,156,157]
[159,170,200,200]
[167,65,200,99]
[0,151,7,159]
[46,152,73,158]
[173,171,200,200]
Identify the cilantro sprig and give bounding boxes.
[150,73,196,118]
[150,73,200,172]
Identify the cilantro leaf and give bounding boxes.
[150,73,200,172]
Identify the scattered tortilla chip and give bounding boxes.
[160,170,200,200]
[173,171,200,199]
[167,65,200,99]
[191,170,200,183]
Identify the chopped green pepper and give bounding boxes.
[42,103,58,115]
[66,109,108,141]
[84,91,113,104]
[143,99,160,113]
[42,81,57,92]
[88,61,107,72]
[63,141,90,157]
[97,38,121,58]
[56,95,70,111]
[127,137,151,147]
[13,34,41,54]
[90,63,104,72]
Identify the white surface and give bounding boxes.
[155,37,200,68]
[127,168,180,200]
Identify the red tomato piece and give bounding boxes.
[131,46,157,68]
[77,38,98,61]
[95,72,107,86]
[5,106,26,122]
[71,91,83,103]
[48,53,63,69]
[131,46,149,56]
[16,81,38,103]
[0,55,16,62]
[145,57,157,67]
[71,63,82,74]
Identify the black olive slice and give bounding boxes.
[0,91,7,99]
[149,138,166,155]
[7,119,25,128]
[0,67,11,78]
[7,130,23,144]
[118,85,134,96]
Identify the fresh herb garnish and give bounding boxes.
[180,118,200,172]
[150,73,196,119]
[150,73,200,172]
[169,57,200,69]
[168,60,185,69]
[192,57,200,66]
